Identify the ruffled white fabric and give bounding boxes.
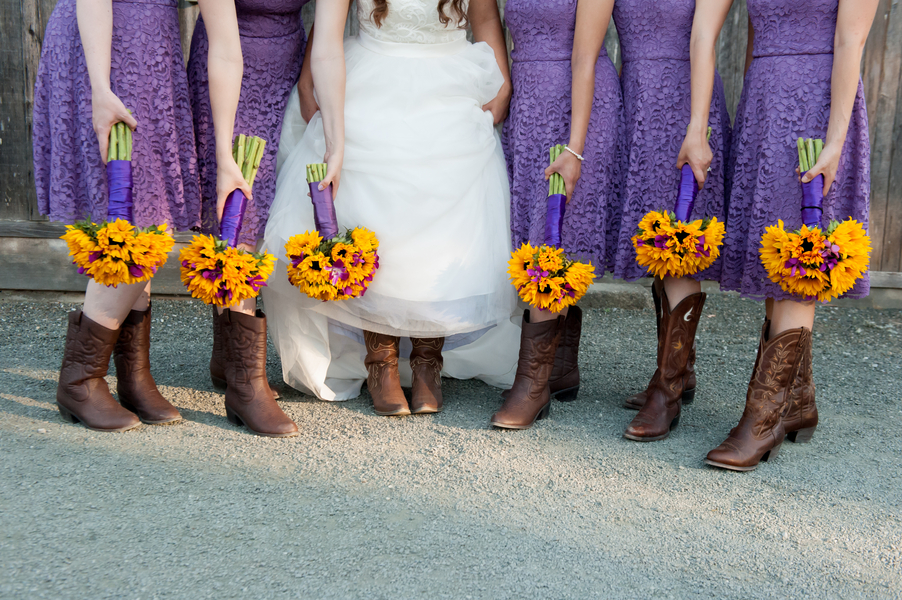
[263,27,521,401]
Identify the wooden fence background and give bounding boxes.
[2,0,902,276]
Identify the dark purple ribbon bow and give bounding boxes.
[674,164,699,223]
[106,160,133,222]
[309,182,339,240]
[800,172,824,228]
[544,194,566,247]
[220,189,247,247]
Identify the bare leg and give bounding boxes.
[83,279,150,330]
[770,299,815,337]
[662,276,701,308]
[529,306,568,323]
[765,297,774,321]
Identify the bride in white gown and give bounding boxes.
[263,0,521,409]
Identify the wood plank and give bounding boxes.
[0,0,33,221]
[881,28,902,273]
[716,0,749,119]
[0,220,196,242]
[863,0,892,143]
[178,4,200,66]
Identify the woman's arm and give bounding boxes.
[676,0,734,187]
[469,0,512,125]
[298,24,320,123]
[197,0,252,216]
[545,0,614,200]
[744,14,754,76]
[311,0,352,195]
[802,0,879,194]
[76,0,138,162]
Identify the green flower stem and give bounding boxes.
[118,123,127,160]
[807,138,817,170]
[798,138,809,172]
[125,123,132,161]
[814,138,824,164]
[108,124,118,163]
[235,134,246,171]
[249,138,266,185]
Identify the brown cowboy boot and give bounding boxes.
[409,337,444,414]
[624,281,697,409]
[364,331,410,416]
[491,313,564,430]
[783,324,817,443]
[56,311,141,432]
[222,310,298,437]
[114,304,181,425]
[211,308,280,398]
[705,325,809,471]
[548,306,582,401]
[624,292,705,442]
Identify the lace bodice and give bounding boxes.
[356,0,469,44]
[613,0,694,62]
[749,0,837,57]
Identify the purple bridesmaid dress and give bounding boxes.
[722,0,870,300]
[503,0,624,268]
[32,0,200,229]
[187,0,310,247]
[610,0,732,281]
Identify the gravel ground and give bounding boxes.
[1,291,900,599]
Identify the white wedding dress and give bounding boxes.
[262,0,521,401]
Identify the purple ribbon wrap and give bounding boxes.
[309,183,338,240]
[800,172,824,228]
[220,189,247,247]
[545,194,567,247]
[674,164,699,223]
[106,160,133,222]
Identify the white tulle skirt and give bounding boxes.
[262,32,521,401]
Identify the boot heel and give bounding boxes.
[762,441,782,462]
[211,375,227,390]
[554,386,579,402]
[225,406,244,427]
[787,426,816,444]
[670,414,680,430]
[682,387,696,405]
[536,402,551,421]
[57,403,79,423]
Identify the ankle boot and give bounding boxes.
[57,311,141,432]
[409,337,444,414]
[114,304,181,425]
[782,322,817,443]
[364,331,410,416]
[490,313,564,429]
[624,292,705,442]
[624,281,697,409]
[548,306,582,401]
[210,307,227,389]
[222,310,298,437]
[705,325,809,471]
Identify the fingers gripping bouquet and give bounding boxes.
[284,164,380,302]
[759,138,870,302]
[179,134,276,307]
[507,146,595,313]
[62,120,175,287]
[632,128,725,278]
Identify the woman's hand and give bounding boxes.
[298,80,320,123]
[545,150,582,201]
[677,127,712,188]
[482,81,512,125]
[320,148,343,198]
[801,141,842,195]
[91,88,137,163]
[216,155,252,221]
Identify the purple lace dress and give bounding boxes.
[187,0,309,247]
[610,0,732,281]
[722,0,870,300]
[503,0,624,268]
[33,0,200,229]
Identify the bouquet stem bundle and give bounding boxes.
[179,134,275,307]
[285,164,380,302]
[107,120,133,162]
[758,138,870,302]
[632,126,724,279]
[507,147,595,313]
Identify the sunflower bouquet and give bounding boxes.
[179,134,275,307]
[758,138,870,302]
[507,146,595,313]
[632,127,725,279]
[61,120,175,287]
[284,164,380,302]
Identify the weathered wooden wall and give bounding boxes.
[2,0,902,273]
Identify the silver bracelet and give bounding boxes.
[564,146,584,162]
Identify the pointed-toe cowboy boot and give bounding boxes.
[548,306,582,401]
[212,308,279,399]
[624,292,705,442]
[705,325,809,471]
[624,281,697,410]
[364,331,410,416]
[782,322,817,443]
[409,337,444,414]
[114,304,182,425]
[57,311,141,432]
[222,310,298,437]
[490,313,563,430]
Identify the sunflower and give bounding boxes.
[350,227,379,254]
[508,242,537,288]
[537,246,565,273]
